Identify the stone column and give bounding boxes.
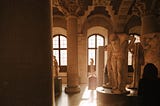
[78,35,88,84]
[65,15,80,93]
[0,0,54,106]
[56,0,84,93]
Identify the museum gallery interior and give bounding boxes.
[0,0,160,106]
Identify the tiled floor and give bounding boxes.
[55,84,97,106]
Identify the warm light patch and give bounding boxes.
[79,86,97,106]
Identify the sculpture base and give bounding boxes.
[88,75,97,90]
[102,83,112,89]
[54,77,62,96]
[65,86,80,93]
[96,87,142,106]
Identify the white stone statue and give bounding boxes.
[53,55,59,78]
[105,33,135,94]
[89,58,96,76]
[88,58,97,90]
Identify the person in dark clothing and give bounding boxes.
[138,63,160,106]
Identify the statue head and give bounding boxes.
[53,55,57,61]
[90,58,94,65]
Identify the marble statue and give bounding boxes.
[88,58,97,90]
[89,58,96,76]
[105,33,135,94]
[53,55,59,77]
[128,42,144,88]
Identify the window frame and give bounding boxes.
[52,34,67,72]
[87,34,105,71]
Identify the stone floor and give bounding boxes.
[55,84,142,106]
[55,84,97,106]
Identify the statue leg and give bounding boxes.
[117,57,128,94]
[103,65,112,88]
[117,59,122,90]
[111,56,118,90]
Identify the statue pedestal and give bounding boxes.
[96,87,142,106]
[88,74,97,90]
[54,77,62,96]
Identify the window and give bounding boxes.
[53,34,67,72]
[88,34,105,72]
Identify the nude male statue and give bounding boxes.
[105,33,135,94]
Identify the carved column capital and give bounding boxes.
[56,0,84,16]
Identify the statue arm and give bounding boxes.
[128,36,136,53]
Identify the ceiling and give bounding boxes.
[52,0,160,33]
